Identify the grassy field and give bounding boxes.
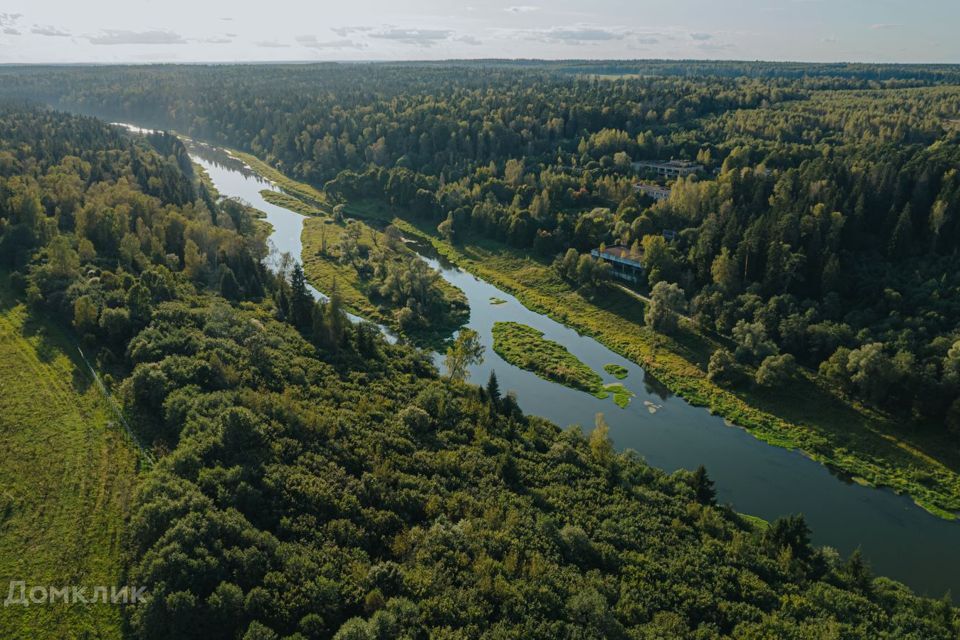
[236,154,960,519]
[0,276,138,639]
[492,321,606,397]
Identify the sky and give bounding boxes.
[0,0,957,64]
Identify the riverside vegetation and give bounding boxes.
[8,61,959,516]
[300,213,468,346]
[492,320,605,395]
[492,320,636,408]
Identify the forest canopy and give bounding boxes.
[1,59,960,638]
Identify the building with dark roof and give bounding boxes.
[591,245,644,284]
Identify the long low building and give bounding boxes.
[632,159,703,178]
[635,183,672,201]
[591,245,644,284]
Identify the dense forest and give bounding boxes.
[1,97,958,636]
[3,61,957,433]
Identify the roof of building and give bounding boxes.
[633,159,703,170]
[595,244,644,262]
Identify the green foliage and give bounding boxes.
[645,281,686,334]
[756,353,797,387]
[493,321,605,396]
[605,383,636,408]
[444,328,484,382]
[707,348,740,386]
[603,363,629,379]
[301,212,468,346]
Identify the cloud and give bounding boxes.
[527,26,629,44]
[89,30,187,45]
[506,5,538,12]
[635,36,659,45]
[254,40,290,48]
[331,26,375,37]
[0,12,21,34]
[690,32,713,41]
[870,23,901,30]
[296,35,367,49]
[369,28,453,47]
[31,26,71,37]
[205,36,234,44]
[695,42,735,52]
[456,35,483,45]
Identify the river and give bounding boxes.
[179,135,959,599]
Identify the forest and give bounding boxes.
[2,62,956,433]
[2,58,960,636]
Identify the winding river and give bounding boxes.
[181,136,960,599]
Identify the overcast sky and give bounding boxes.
[0,0,956,64]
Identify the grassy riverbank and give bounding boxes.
[231,151,328,206]
[211,150,465,347]
[235,156,960,520]
[0,275,138,638]
[260,189,323,216]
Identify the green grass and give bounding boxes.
[493,321,606,397]
[238,157,960,520]
[738,513,771,532]
[604,363,629,379]
[260,189,323,216]
[231,150,329,207]
[605,383,636,408]
[0,275,138,639]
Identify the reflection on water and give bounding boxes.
[642,370,673,401]
[175,128,959,600]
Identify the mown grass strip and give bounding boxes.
[0,275,138,639]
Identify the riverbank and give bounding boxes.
[213,149,960,520]
[185,137,960,598]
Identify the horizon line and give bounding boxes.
[2,57,960,68]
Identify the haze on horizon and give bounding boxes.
[0,0,957,65]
